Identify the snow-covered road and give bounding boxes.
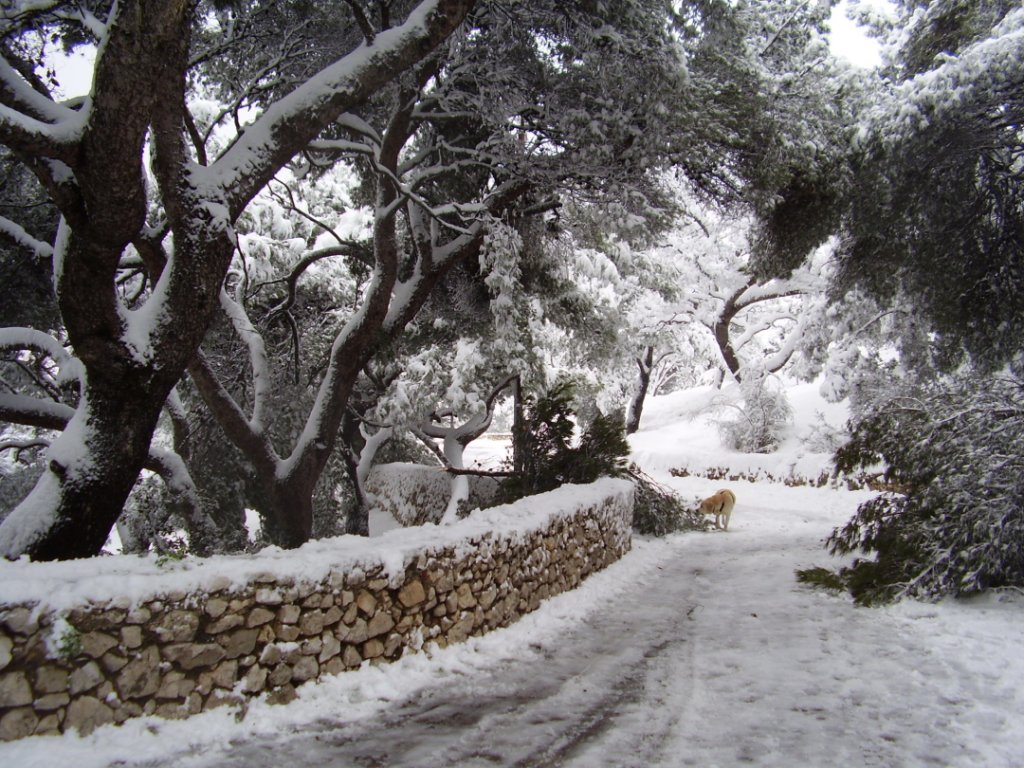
[99,480,1022,768]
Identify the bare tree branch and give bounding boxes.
[344,0,376,45]
[212,0,477,219]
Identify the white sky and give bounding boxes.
[47,46,92,99]
[830,0,884,68]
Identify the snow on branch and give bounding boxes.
[0,100,85,160]
[0,0,107,38]
[0,437,49,461]
[0,327,82,385]
[760,313,810,374]
[52,5,107,39]
[209,0,476,219]
[263,243,373,325]
[0,56,77,125]
[0,392,74,431]
[218,288,271,432]
[0,214,54,260]
[419,372,518,446]
[187,351,274,463]
[144,446,218,546]
[862,7,1024,147]
[731,313,799,352]
[734,279,809,310]
[0,43,88,160]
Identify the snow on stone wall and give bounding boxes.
[0,479,633,740]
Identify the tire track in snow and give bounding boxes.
[148,541,704,768]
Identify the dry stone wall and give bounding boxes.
[0,479,633,741]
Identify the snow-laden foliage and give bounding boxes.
[630,468,710,537]
[837,1,1024,371]
[807,0,1024,603]
[498,381,629,502]
[717,375,794,454]
[736,0,859,278]
[0,0,865,557]
[373,217,543,441]
[615,184,831,438]
[829,372,1024,602]
[0,0,482,559]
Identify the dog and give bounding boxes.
[699,489,736,530]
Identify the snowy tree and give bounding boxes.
[0,0,477,559]
[814,0,1024,600]
[619,199,831,435]
[166,0,724,547]
[830,372,1024,602]
[173,0,853,546]
[0,0,856,558]
[616,0,856,433]
[834,0,1024,370]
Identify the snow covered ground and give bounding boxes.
[3,382,1023,767]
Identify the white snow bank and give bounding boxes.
[630,380,851,480]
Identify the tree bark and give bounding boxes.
[712,286,747,383]
[0,1,198,560]
[625,345,655,435]
[512,375,525,476]
[0,375,170,559]
[708,278,809,386]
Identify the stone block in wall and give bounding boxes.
[63,695,115,736]
[80,631,118,659]
[219,629,259,659]
[246,607,276,628]
[152,610,200,643]
[0,706,38,740]
[116,646,161,700]
[398,579,426,608]
[34,665,69,695]
[68,661,104,696]
[0,607,36,636]
[121,626,143,649]
[298,610,326,636]
[291,656,319,682]
[367,612,395,639]
[163,643,226,671]
[242,665,268,694]
[205,613,244,634]
[0,671,32,707]
[205,598,230,619]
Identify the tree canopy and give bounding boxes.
[8,0,1011,576]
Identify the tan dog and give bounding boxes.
[700,489,736,530]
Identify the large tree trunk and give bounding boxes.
[625,345,655,435]
[0,0,477,560]
[712,313,744,383]
[261,475,318,550]
[0,2,196,560]
[0,377,173,559]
